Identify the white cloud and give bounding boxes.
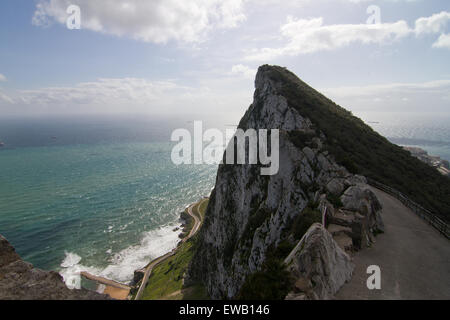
[0,74,6,82]
[323,80,450,98]
[432,33,450,49]
[347,0,419,2]
[346,0,373,3]
[415,11,450,35]
[0,76,252,117]
[3,78,200,111]
[230,64,256,79]
[245,16,412,61]
[245,10,450,61]
[32,0,246,43]
[0,91,14,104]
[321,79,450,112]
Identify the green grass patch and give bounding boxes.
[141,240,195,300]
[198,199,209,221]
[140,199,210,300]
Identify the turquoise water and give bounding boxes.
[0,116,217,288]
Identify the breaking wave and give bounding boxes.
[59,223,182,289]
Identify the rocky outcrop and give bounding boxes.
[284,224,354,300]
[0,235,111,300]
[189,65,384,299]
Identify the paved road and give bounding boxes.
[336,187,450,300]
[134,199,206,300]
[185,201,202,241]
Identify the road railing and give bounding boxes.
[367,178,449,239]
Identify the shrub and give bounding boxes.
[291,208,322,240]
[237,252,293,300]
[327,193,344,208]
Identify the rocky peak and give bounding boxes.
[189,65,384,299]
[239,65,312,131]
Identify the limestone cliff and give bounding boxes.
[189,65,384,299]
[0,235,110,300]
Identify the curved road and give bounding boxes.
[185,200,203,241]
[336,187,450,300]
[134,199,207,300]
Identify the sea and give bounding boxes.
[356,112,450,162]
[0,115,224,290]
[0,112,449,289]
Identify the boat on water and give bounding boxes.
[0,141,5,147]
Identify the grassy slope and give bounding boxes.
[141,200,210,300]
[260,65,450,221]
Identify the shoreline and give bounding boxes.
[133,198,208,300]
[86,197,208,300]
[402,146,450,177]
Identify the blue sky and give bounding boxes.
[0,0,449,121]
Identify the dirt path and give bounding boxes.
[336,187,450,300]
[134,199,207,300]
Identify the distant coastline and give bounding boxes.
[403,146,450,177]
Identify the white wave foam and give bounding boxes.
[59,223,182,289]
[59,253,101,290]
[60,251,81,268]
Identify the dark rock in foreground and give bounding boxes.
[0,235,111,300]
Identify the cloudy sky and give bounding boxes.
[0,0,449,120]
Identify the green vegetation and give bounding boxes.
[237,244,294,300]
[289,206,322,241]
[141,240,203,300]
[260,65,450,221]
[198,199,209,221]
[162,284,209,300]
[236,205,321,300]
[140,199,210,300]
[327,193,344,208]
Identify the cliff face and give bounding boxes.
[189,65,383,299]
[0,235,110,300]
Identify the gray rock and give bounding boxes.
[341,185,382,217]
[326,178,345,196]
[284,224,354,300]
[351,175,368,185]
[285,292,308,300]
[339,186,384,249]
